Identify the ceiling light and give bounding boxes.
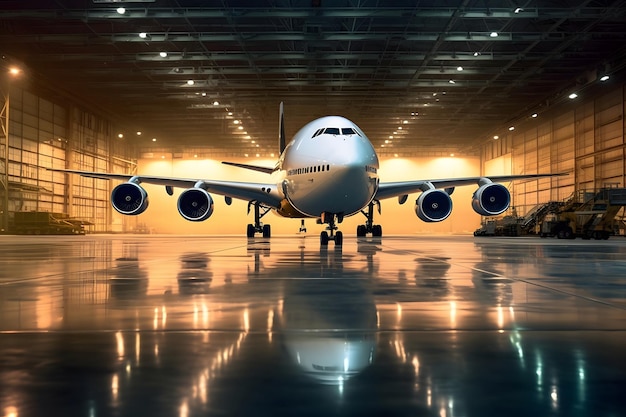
[397,126,403,130]
[490,32,498,38]
[8,67,21,76]
[531,113,538,118]
[136,131,142,135]
[187,80,194,86]
[233,120,240,125]
[514,7,524,13]
[139,32,148,39]
[213,101,219,106]
[256,154,260,157]
[385,140,390,144]
[448,80,456,84]
[569,93,578,99]
[159,52,168,58]
[116,7,126,14]
[251,140,255,144]
[457,66,463,71]
[600,75,610,82]
[493,135,499,140]
[270,153,275,157]
[394,154,398,158]
[237,126,243,130]
[388,135,393,139]
[244,154,249,157]
[117,133,124,138]
[473,52,481,57]
[152,138,157,142]
[508,126,515,131]
[201,92,207,96]
[402,120,408,124]
[194,154,198,158]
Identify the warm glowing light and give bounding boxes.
[112,374,119,401]
[508,126,515,131]
[449,153,455,157]
[600,75,610,81]
[388,136,393,139]
[8,67,21,76]
[213,101,219,106]
[233,120,240,125]
[201,92,207,96]
[187,80,195,86]
[152,138,157,142]
[118,133,124,139]
[4,406,18,417]
[136,131,142,135]
[569,93,578,99]
[531,113,538,118]
[402,120,408,124]
[493,135,499,140]
[116,331,125,358]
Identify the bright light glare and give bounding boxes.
[600,75,610,81]
[9,67,21,76]
[490,32,498,37]
[569,93,578,99]
[159,51,168,58]
[116,7,126,14]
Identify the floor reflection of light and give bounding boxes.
[449,301,457,329]
[135,332,141,363]
[497,304,504,332]
[161,306,167,328]
[179,399,189,417]
[412,355,420,376]
[4,406,18,417]
[551,385,558,410]
[153,307,159,330]
[116,331,125,359]
[243,308,250,332]
[267,308,274,342]
[111,374,119,402]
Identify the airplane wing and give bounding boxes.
[48,169,283,207]
[375,174,566,201]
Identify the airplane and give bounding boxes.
[52,103,563,246]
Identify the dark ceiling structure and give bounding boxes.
[1,0,626,157]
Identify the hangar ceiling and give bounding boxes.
[1,0,626,156]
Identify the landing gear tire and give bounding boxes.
[247,224,255,238]
[358,201,383,238]
[262,224,271,238]
[372,224,382,237]
[335,231,343,246]
[357,225,367,237]
[321,231,330,245]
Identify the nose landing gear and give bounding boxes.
[318,212,343,246]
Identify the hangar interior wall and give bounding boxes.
[481,83,626,218]
[0,86,134,233]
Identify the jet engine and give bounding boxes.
[415,189,453,222]
[472,183,510,216]
[177,188,215,221]
[111,182,149,215]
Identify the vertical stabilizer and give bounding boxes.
[278,102,286,154]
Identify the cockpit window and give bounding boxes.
[312,128,324,138]
[311,126,362,138]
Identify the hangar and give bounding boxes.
[1,2,626,416]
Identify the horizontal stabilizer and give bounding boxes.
[221,161,275,174]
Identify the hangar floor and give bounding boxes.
[1,234,626,417]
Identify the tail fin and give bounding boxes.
[278,102,286,154]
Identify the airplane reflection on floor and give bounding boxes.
[0,235,625,417]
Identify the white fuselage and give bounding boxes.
[273,116,379,218]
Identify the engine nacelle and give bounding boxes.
[111,182,149,215]
[177,188,215,221]
[472,183,510,216]
[415,189,453,222]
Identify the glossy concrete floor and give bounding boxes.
[1,234,626,417]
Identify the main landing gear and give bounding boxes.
[318,212,343,246]
[356,201,383,237]
[247,201,271,238]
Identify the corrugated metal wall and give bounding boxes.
[481,83,625,217]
